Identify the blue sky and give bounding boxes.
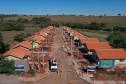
[0,0,126,16]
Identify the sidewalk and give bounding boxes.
[71,57,92,84]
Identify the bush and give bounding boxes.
[107,31,126,50]
[103,28,112,31]
[31,17,51,25]
[24,33,32,38]
[28,69,35,76]
[0,59,15,75]
[3,42,10,50]
[106,71,116,75]
[14,33,24,42]
[113,26,126,32]
[0,21,25,31]
[89,22,102,30]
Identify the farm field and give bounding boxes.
[3,16,126,28]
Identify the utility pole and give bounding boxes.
[31,40,34,69]
[43,50,44,68]
[77,42,79,58]
[71,34,73,55]
[38,50,40,72]
[46,36,47,47]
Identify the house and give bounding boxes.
[92,49,126,68]
[29,37,41,48]
[15,59,29,71]
[3,47,31,60]
[83,42,111,53]
[79,38,99,47]
[12,41,32,50]
[39,31,47,40]
[72,31,80,40]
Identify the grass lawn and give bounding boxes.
[73,28,111,42]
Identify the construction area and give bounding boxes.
[1,26,126,84]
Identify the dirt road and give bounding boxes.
[33,28,90,84]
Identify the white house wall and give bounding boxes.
[5,55,21,60]
[114,59,126,67]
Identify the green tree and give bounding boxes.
[3,42,10,50]
[89,22,101,30]
[0,32,3,49]
[0,59,15,75]
[14,33,24,42]
[24,33,32,38]
[107,31,126,50]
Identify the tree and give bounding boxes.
[118,14,121,16]
[14,33,24,42]
[107,31,126,50]
[0,32,3,49]
[3,42,10,50]
[24,33,32,38]
[89,22,101,30]
[0,59,15,75]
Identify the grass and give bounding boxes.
[73,28,110,42]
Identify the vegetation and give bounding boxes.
[113,26,126,32]
[0,32,10,53]
[28,69,35,76]
[0,14,17,19]
[0,21,25,31]
[0,59,15,75]
[107,31,126,50]
[13,33,32,42]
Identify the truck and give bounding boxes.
[50,57,58,71]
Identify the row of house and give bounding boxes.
[3,26,53,71]
[63,26,126,68]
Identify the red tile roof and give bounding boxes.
[78,34,88,39]
[29,37,41,43]
[39,31,46,37]
[12,41,32,49]
[3,47,31,59]
[95,49,126,60]
[73,31,80,36]
[86,42,111,50]
[81,38,99,44]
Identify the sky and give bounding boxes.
[0,0,126,16]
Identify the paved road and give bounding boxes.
[0,75,23,84]
[33,28,90,84]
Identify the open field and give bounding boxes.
[74,28,110,42]
[1,27,42,44]
[3,16,126,28]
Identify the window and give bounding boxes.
[120,59,124,62]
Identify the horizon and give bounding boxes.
[0,0,126,16]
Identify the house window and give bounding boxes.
[120,59,124,62]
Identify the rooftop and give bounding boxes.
[3,47,31,59]
[95,49,126,60]
[12,41,32,50]
[81,38,99,44]
[86,42,111,50]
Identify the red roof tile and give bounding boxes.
[39,31,46,37]
[73,31,80,36]
[86,42,111,50]
[78,34,88,39]
[95,49,126,59]
[81,38,99,44]
[3,47,31,59]
[12,41,32,49]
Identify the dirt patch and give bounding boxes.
[23,73,34,77]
